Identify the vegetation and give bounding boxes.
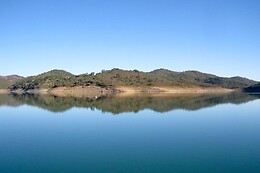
[0,81,9,89]
[10,70,75,90]
[3,68,258,90]
[150,69,257,89]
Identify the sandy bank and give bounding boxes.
[10,86,116,98]
[115,86,233,95]
[47,86,116,98]
[9,86,235,98]
[11,86,116,97]
[0,89,9,94]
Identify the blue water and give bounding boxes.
[0,94,260,173]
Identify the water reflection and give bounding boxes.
[0,93,259,114]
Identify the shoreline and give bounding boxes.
[0,89,8,94]
[8,86,118,98]
[115,86,234,94]
[2,86,236,97]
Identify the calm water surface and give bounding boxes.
[0,93,260,173]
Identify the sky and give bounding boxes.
[0,0,259,80]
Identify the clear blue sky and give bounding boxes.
[0,0,259,80]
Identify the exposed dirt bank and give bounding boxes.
[115,86,233,94]
[10,86,117,98]
[0,89,8,94]
[48,86,116,98]
[8,86,234,98]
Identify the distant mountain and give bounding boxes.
[150,69,257,89]
[6,68,259,91]
[0,75,24,89]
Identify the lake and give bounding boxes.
[0,93,260,173]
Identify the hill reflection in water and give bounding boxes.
[0,93,259,114]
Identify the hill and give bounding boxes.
[7,68,259,91]
[10,70,74,90]
[0,75,24,89]
[150,69,257,89]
